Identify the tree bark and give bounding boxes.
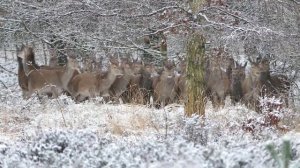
[42,41,48,65]
[185,32,206,117]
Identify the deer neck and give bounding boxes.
[23,61,37,76]
[259,71,271,82]
[18,57,24,72]
[123,69,134,82]
[107,70,119,85]
[99,69,119,91]
[231,76,242,89]
[61,66,78,89]
[160,71,173,80]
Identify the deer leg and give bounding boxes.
[149,96,154,108]
[220,92,226,108]
[50,86,59,98]
[211,92,219,109]
[154,97,161,109]
[75,94,88,102]
[82,95,89,102]
[22,90,30,99]
[89,88,96,101]
[220,98,225,109]
[120,91,129,104]
[161,98,166,108]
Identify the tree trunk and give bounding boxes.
[185,32,206,117]
[42,41,48,65]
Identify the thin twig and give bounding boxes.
[55,98,67,127]
[0,64,17,75]
[0,80,8,89]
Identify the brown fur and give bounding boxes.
[68,61,123,102]
[242,58,270,111]
[18,46,79,99]
[230,62,247,104]
[17,45,79,98]
[205,56,232,109]
[153,61,177,108]
[17,46,40,98]
[127,60,154,104]
[242,57,290,112]
[109,59,140,103]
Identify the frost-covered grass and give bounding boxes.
[0,56,300,167]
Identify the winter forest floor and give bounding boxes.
[1,57,300,167]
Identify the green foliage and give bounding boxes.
[266,140,292,168]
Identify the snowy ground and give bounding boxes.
[1,56,300,167]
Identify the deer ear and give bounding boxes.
[16,45,20,52]
[21,44,25,49]
[17,49,24,59]
[18,53,23,59]
[248,57,253,64]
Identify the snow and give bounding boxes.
[0,56,300,167]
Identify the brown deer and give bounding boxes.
[242,57,290,112]
[205,56,232,109]
[153,60,177,108]
[127,60,154,104]
[17,46,40,98]
[230,61,247,104]
[109,58,140,103]
[241,57,270,111]
[18,46,80,99]
[68,58,123,102]
[139,62,155,104]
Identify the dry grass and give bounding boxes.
[127,86,150,105]
[105,106,162,136]
[0,107,31,140]
[108,120,125,135]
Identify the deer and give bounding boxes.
[139,62,155,104]
[68,58,123,102]
[241,57,268,111]
[153,60,177,108]
[18,45,80,99]
[109,58,141,103]
[127,60,154,104]
[242,56,290,112]
[205,56,232,109]
[17,46,40,98]
[17,45,80,98]
[230,61,247,105]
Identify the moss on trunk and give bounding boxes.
[185,32,206,117]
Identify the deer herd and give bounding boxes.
[17,45,291,112]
